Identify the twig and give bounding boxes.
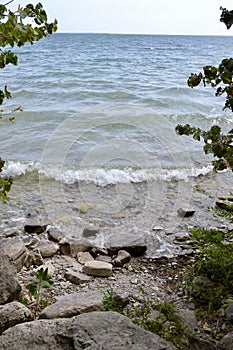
[4,0,14,6]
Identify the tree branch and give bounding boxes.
[4,0,14,6]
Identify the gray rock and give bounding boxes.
[0,256,21,305]
[38,242,59,258]
[179,309,198,333]
[106,231,147,256]
[0,302,33,335]
[177,207,195,217]
[0,238,28,271]
[0,311,175,349]
[24,249,43,268]
[64,269,91,285]
[95,254,112,263]
[225,302,233,321]
[83,260,112,277]
[60,238,92,257]
[113,249,131,267]
[47,228,65,243]
[76,251,94,265]
[188,335,217,350]
[39,292,104,319]
[217,332,233,350]
[82,227,99,238]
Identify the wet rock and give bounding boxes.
[0,311,175,350]
[47,228,65,243]
[82,227,99,238]
[39,291,104,319]
[83,260,112,277]
[64,269,91,285]
[60,238,92,257]
[225,302,233,321]
[24,224,47,234]
[216,200,233,212]
[0,302,33,335]
[113,249,131,267]
[0,238,28,272]
[106,231,147,256]
[76,251,94,265]
[38,242,59,258]
[217,332,233,350]
[0,256,21,305]
[177,207,195,217]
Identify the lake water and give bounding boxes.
[0,33,232,257]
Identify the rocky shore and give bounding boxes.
[0,214,233,349]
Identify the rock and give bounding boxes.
[106,231,147,256]
[47,228,65,243]
[113,249,131,267]
[83,260,112,277]
[60,238,91,257]
[95,255,112,263]
[177,207,195,217]
[0,256,21,305]
[216,200,233,212]
[188,335,217,350]
[38,242,59,258]
[82,227,99,238]
[39,292,104,319]
[0,311,175,349]
[0,302,33,335]
[225,302,233,321]
[90,246,109,257]
[217,331,233,350]
[24,224,47,234]
[24,249,43,268]
[64,269,91,284]
[21,236,40,249]
[76,251,94,265]
[0,237,28,272]
[179,309,198,333]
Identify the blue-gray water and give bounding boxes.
[0,34,232,256]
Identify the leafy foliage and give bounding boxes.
[175,124,233,171]
[186,228,233,312]
[176,7,233,172]
[0,1,57,201]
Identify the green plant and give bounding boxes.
[186,228,233,312]
[26,267,53,313]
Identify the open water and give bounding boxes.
[0,33,232,256]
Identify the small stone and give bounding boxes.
[152,225,164,231]
[177,207,195,217]
[47,228,65,243]
[60,238,92,257]
[113,250,131,267]
[83,261,112,277]
[65,269,91,285]
[38,242,59,258]
[95,255,112,263]
[225,302,233,321]
[76,252,94,265]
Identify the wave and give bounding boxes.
[1,160,213,187]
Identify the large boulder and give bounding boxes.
[0,256,21,305]
[0,302,33,334]
[0,311,175,349]
[39,292,104,319]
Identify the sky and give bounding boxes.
[12,0,233,35]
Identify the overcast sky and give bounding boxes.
[15,0,233,35]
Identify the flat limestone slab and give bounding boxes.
[83,260,112,277]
